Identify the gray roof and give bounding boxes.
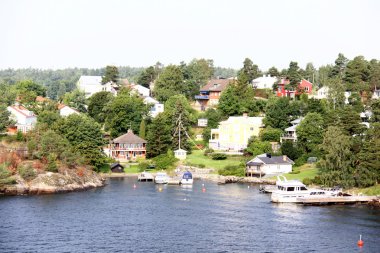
[112,129,147,144]
[258,156,294,165]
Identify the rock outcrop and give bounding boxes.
[0,169,105,196]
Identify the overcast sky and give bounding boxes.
[1,0,380,70]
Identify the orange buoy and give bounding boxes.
[202,187,206,192]
[357,235,364,247]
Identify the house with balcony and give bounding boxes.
[7,104,37,133]
[246,153,294,177]
[109,129,147,161]
[194,79,232,111]
[280,118,303,143]
[209,114,264,151]
[276,79,313,98]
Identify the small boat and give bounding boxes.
[259,185,277,193]
[271,176,341,203]
[180,171,193,185]
[155,172,169,184]
[138,171,154,182]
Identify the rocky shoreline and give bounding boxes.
[0,169,105,196]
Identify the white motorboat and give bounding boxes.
[271,176,338,203]
[154,172,169,184]
[180,171,193,185]
[138,171,154,182]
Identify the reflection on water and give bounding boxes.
[0,177,379,253]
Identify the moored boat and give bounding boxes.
[155,172,169,184]
[180,171,193,185]
[138,171,154,182]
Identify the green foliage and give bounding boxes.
[62,89,87,112]
[218,165,245,177]
[154,65,186,102]
[218,84,241,116]
[264,97,293,130]
[286,61,302,88]
[16,80,46,104]
[330,53,348,79]
[152,151,178,170]
[237,58,261,84]
[302,177,312,185]
[281,141,302,161]
[344,56,370,92]
[47,153,58,172]
[37,110,61,126]
[102,65,119,84]
[184,59,214,98]
[18,164,37,181]
[104,88,148,138]
[211,153,227,160]
[296,112,324,153]
[137,66,156,88]
[16,131,24,141]
[88,91,114,124]
[267,66,279,77]
[0,163,13,185]
[139,119,146,139]
[138,161,150,172]
[0,103,15,132]
[201,108,223,142]
[203,148,214,156]
[260,127,283,142]
[146,113,172,158]
[246,137,272,156]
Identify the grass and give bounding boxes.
[349,184,380,196]
[185,150,243,171]
[272,163,319,181]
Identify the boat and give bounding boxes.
[154,172,169,184]
[138,171,154,182]
[259,184,277,193]
[271,176,340,203]
[180,171,193,185]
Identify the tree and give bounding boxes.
[369,59,380,90]
[185,59,214,98]
[0,103,14,132]
[281,141,301,161]
[102,65,119,84]
[330,53,348,79]
[304,63,316,83]
[338,107,366,136]
[37,110,61,126]
[344,56,370,92]
[62,89,87,112]
[371,99,380,123]
[246,137,272,156]
[319,126,354,187]
[296,112,324,153]
[154,65,186,102]
[263,97,293,130]
[87,91,114,124]
[146,113,172,158]
[260,127,283,142]
[201,108,223,142]
[57,114,106,170]
[17,80,46,97]
[327,77,346,110]
[267,66,279,77]
[104,88,148,138]
[218,85,241,116]
[286,61,302,89]
[137,66,156,88]
[139,119,146,139]
[237,58,261,84]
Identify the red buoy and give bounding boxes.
[357,235,364,247]
[202,187,206,192]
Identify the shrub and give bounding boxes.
[211,153,227,160]
[0,163,16,185]
[152,154,178,170]
[138,161,150,172]
[203,148,214,156]
[46,154,58,172]
[98,164,110,173]
[218,165,245,177]
[18,164,37,181]
[302,177,312,185]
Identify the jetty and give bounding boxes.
[297,196,376,206]
[167,177,181,185]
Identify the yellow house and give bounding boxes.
[209,114,264,151]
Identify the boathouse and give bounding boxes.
[109,129,147,161]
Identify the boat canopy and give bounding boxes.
[182,171,192,179]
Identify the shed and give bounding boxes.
[110,163,124,173]
[174,148,187,160]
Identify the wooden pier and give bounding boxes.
[297,196,376,206]
[167,178,181,185]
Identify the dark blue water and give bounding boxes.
[1,178,379,253]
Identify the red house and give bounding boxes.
[276,79,313,98]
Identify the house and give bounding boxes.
[198,118,208,127]
[174,148,187,160]
[194,79,233,111]
[130,84,150,97]
[143,96,164,118]
[77,75,117,98]
[280,117,303,143]
[58,104,80,117]
[276,79,313,98]
[7,104,37,133]
[252,75,277,89]
[246,153,294,177]
[209,114,264,151]
[109,129,147,161]
[311,86,352,104]
[110,163,124,173]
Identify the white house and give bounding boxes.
[58,104,80,117]
[130,84,150,97]
[174,148,187,160]
[372,90,380,99]
[7,104,37,133]
[280,117,303,143]
[143,96,164,118]
[246,153,294,176]
[252,75,277,89]
[312,86,351,104]
[77,76,117,98]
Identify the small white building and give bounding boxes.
[7,104,37,133]
[77,76,117,98]
[280,117,303,143]
[372,90,380,99]
[246,153,294,176]
[174,149,187,160]
[143,96,164,118]
[198,118,208,127]
[58,104,80,117]
[252,75,277,89]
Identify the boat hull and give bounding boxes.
[180,179,193,185]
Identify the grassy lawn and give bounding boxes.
[185,150,243,171]
[272,163,319,181]
[350,184,380,196]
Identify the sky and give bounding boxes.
[1,0,380,70]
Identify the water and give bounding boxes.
[1,178,379,253]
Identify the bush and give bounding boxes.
[46,154,58,172]
[138,161,150,172]
[98,163,110,173]
[152,154,178,170]
[18,164,37,181]
[211,153,227,160]
[218,165,245,177]
[0,163,16,185]
[302,177,312,185]
[203,148,214,156]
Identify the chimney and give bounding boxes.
[283,155,287,162]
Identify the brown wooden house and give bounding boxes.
[109,129,147,161]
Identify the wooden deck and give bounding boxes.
[167,178,181,185]
[297,196,376,205]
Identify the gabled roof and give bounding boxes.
[8,105,36,118]
[112,129,147,144]
[247,154,294,165]
[200,79,232,92]
[58,104,80,113]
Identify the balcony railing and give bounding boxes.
[194,95,209,100]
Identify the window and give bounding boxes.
[287,187,295,191]
[300,187,307,191]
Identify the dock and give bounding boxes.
[167,177,181,185]
[297,196,376,206]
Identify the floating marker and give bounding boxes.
[248,185,250,189]
[357,235,364,247]
[158,187,163,192]
[202,187,206,192]
[133,184,137,189]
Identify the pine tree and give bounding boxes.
[139,119,146,139]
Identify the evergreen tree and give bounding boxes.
[137,66,156,88]
[237,58,261,84]
[88,91,114,124]
[296,112,324,153]
[286,61,302,89]
[102,65,119,84]
[154,65,186,102]
[330,53,348,79]
[218,85,241,116]
[139,119,146,139]
[267,66,279,77]
[0,103,14,132]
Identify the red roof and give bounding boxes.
[200,79,233,92]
